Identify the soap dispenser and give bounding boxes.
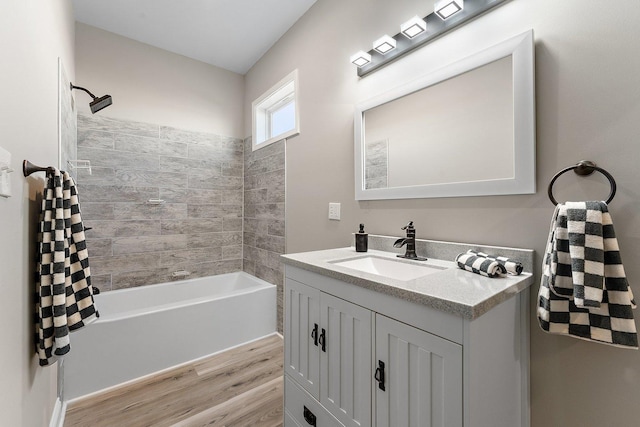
[355,223,368,252]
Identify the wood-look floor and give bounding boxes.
[64,334,284,427]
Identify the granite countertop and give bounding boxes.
[281,243,535,320]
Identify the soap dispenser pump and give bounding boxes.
[355,223,368,252]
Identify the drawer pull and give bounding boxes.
[318,328,326,352]
[374,360,386,391]
[303,406,317,426]
[311,323,319,346]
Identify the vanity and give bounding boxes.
[281,236,534,427]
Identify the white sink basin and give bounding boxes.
[330,255,446,281]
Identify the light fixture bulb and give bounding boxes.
[373,35,396,55]
[400,15,427,39]
[350,51,372,67]
[435,0,464,20]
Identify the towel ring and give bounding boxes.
[547,160,616,205]
[23,160,55,177]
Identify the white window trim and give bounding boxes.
[252,69,300,151]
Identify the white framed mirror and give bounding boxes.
[354,30,535,200]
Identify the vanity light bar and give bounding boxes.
[373,35,397,54]
[350,50,372,67]
[400,16,427,39]
[350,0,511,77]
[435,0,464,20]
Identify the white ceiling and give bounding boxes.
[72,0,317,75]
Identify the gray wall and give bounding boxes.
[243,138,286,332]
[76,23,245,139]
[244,1,640,426]
[76,114,244,291]
[0,0,75,425]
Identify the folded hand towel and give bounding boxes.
[35,169,99,366]
[537,201,637,349]
[455,252,507,278]
[467,250,523,275]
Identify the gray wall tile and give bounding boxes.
[255,234,285,253]
[111,269,174,290]
[221,189,243,205]
[245,189,268,205]
[242,137,285,333]
[188,171,242,190]
[255,203,285,220]
[78,147,160,171]
[76,166,115,186]
[90,253,161,276]
[188,143,243,162]
[111,234,189,255]
[187,204,242,219]
[81,203,115,220]
[114,170,187,189]
[78,185,159,203]
[160,126,241,147]
[114,203,188,220]
[87,238,113,257]
[268,220,285,237]
[159,188,223,204]
[77,129,114,149]
[223,217,243,231]
[160,247,223,265]
[84,219,160,238]
[161,218,223,234]
[77,115,245,291]
[222,245,243,260]
[79,114,159,138]
[114,134,189,158]
[159,157,221,174]
[188,231,242,249]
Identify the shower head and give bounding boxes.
[70,83,113,114]
[89,94,113,114]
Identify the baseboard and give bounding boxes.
[49,398,66,427]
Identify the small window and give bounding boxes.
[252,69,299,151]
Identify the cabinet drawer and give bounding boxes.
[285,376,344,427]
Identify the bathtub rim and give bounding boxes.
[94,271,275,323]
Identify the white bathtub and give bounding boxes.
[63,272,276,401]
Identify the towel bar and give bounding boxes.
[547,160,616,205]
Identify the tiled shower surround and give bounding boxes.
[76,115,286,330]
[242,137,285,332]
[76,114,240,290]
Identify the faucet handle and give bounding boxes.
[401,221,414,231]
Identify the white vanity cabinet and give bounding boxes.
[283,260,531,427]
[285,278,372,427]
[375,314,463,427]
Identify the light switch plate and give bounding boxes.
[0,146,12,198]
[328,202,341,220]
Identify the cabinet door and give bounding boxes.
[285,278,321,398]
[320,293,372,427]
[375,314,462,427]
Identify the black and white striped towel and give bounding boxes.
[35,169,99,366]
[537,201,637,349]
[455,252,507,278]
[467,250,523,275]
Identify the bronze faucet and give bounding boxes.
[393,221,428,261]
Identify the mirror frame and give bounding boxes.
[354,30,535,200]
